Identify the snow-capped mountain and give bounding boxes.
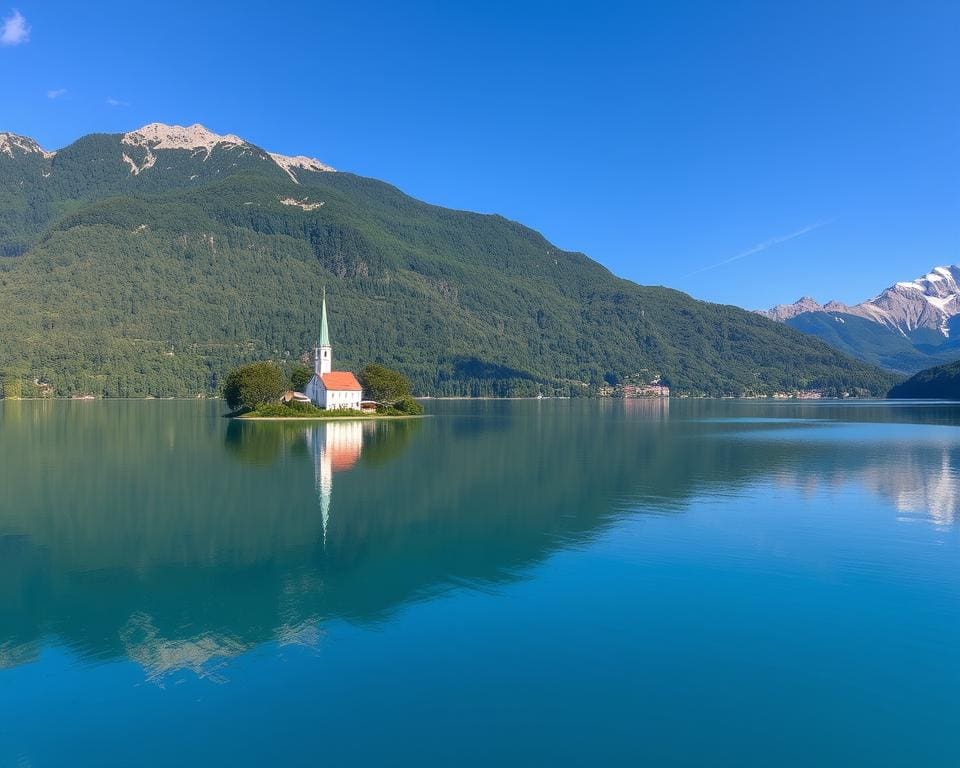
[761,265,960,338]
[759,265,960,374]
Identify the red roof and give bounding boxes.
[329,445,361,472]
[320,371,362,391]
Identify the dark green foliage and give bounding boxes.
[888,359,960,399]
[393,395,424,415]
[223,362,286,412]
[0,130,899,398]
[280,400,324,415]
[248,401,324,417]
[288,364,313,392]
[358,363,413,404]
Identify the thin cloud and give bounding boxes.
[0,9,29,46]
[106,97,130,107]
[47,88,67,99]
[683,220,833,279]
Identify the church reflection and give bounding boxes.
[305,421,370,544]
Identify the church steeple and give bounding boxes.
[319,287,331,348]
[315,288,332,375]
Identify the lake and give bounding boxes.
[0,399,958,766]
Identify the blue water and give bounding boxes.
[0,399,957,766]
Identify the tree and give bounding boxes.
[392,394,424,415]
[358,364,413,404]
[223,362,286,412]
[288,364,313,392]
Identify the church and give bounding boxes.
[304,293,364,410]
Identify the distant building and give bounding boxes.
[304,292,364,410]
[622,383,670,398]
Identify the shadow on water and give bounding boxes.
[0,398,958,679]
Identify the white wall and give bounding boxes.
[306,375,362,410]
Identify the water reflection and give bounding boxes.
[891,452,959,526]
[0,399,957,680]
[781,437,960,527]
[719,418,960,527]
[306,421,368,544]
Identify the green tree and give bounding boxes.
[393,394,424,415]
[0,367,25,400]
[223,362,286,412]
[359,364,413,404]
[288,364,313,392]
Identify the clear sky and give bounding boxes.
[2,1,957,309]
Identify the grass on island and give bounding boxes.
[231,400,423,420]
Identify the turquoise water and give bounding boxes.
[0,399,958,766]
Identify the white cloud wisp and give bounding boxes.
[0,9,29,46]
[683,220,833,279]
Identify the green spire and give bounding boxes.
[319,287,330,347]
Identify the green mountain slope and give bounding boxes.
[0,125,898,398]
[888,359,960,399]
[784,311,960,374]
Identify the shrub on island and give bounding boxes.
[250,402,325,418]
[360,365,424,415]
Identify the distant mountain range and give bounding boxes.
[760,266,960,374]
[0,122,895,398]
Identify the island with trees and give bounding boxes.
[225,361,424,419]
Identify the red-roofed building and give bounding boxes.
[320,372,362,392]
[304,292,365,410]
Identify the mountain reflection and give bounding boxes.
[0,399,957,678]
[759,428,960,527]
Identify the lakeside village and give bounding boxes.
[596,379,824,400]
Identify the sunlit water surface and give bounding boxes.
[0,399,958,766]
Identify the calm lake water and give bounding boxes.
[0,399,958,766]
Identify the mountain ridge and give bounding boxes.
[0,122,897,398]
[761,265,960,337]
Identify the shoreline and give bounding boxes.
[233,413,425,422]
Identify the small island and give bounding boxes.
[226,293,423,420]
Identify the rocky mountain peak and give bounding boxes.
[0,132,55,159]
[758,296,824,322]
[122,123,246,157]
[119,122,335,182]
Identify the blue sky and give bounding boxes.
[2,1,957,309]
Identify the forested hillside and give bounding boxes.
[888,360,960,399]
[0,125,898,398]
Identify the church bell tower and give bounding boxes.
[315,288,332,375]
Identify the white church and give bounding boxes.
[304,293,364,410]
